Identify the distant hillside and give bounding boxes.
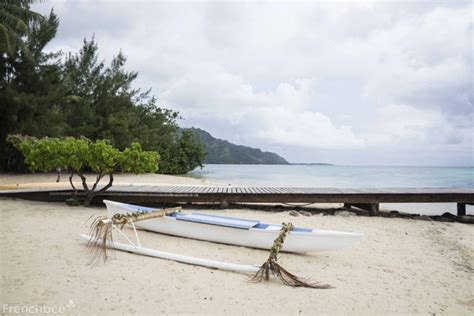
[190,128,289,164]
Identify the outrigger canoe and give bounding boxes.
[104,199,362,253]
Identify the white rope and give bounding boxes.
[112,224,137,248]
[128,218,141,247]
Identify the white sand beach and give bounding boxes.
[1,174,473,315]
[0,172,214,189]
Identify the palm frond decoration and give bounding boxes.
[86,207,182,264]
[251,222,332,289]
[86,216,114,264]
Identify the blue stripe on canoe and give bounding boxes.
[190,212,261,223]
[176,213,260,229]
[115,202,312,232]
[120,202,157,212]
[292,227,313,232]
[254,223,312,233]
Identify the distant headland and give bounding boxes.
[190,128,288,165]
[190,128,332,166]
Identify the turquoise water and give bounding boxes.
[189,165,473,188]
[189,165,473,215]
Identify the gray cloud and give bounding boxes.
[34,1,473,165]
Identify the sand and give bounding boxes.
[1,174,473,315]
[0,172,214,190]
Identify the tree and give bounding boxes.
[1,3,63,171]
[57,38,205,173]
[1,1,206,175]
[0,0,45,58]
[59,39,181,150]
[158,129,206,174]
[8,135,160,206]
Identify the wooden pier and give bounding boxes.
[1,185,473,216]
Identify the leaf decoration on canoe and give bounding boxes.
[86,207,182,264]
[86,216,114,264]
[250,222,332,289]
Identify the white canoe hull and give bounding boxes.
[104,200,362,253]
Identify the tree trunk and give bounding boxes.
[83,173,114,207]
[83,192,96,207]
[78,172,89,191]
[56,168,61,182]
[69,171,77,192]
[98,173,114,193]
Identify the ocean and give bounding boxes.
[188,164,474,215]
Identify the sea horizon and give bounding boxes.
[189,164,474,187]
[202,163,474,168]
[189,164,473,216]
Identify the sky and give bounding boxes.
[33,0,473,166]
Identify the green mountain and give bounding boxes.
[190,128,289,164]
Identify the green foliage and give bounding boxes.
[8,135,161,205]
[158,129,206,174]
[8,135,160,175]
[0,0,45,58]
[61,137,89,171]
[177,129,206,172]
[87,139,120,174]
[17,136,67,171]
[1,4,62,171]
[0,2,206,174]
[121,143,159,174]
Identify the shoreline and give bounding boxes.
[0,172,220,189]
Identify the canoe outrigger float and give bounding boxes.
[82,200,362,288]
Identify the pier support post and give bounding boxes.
[457,203,466,216]
[367,203,379,216]
[220,201,229,209]
[344,203,379,216]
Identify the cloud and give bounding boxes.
[160,72,363,149]
[362,5,472,123]
[364,104,471,147]
[33,0,473,165]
